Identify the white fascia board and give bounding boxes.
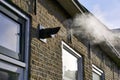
[61,41,81,57]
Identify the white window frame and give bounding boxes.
[0,0,30,80]
[62,41,81,58]
[92,64,104,80]
[61,41,83,80]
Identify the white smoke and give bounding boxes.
[71,13,119,45]
[62,13,120,57]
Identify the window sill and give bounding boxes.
[0,54,25,67]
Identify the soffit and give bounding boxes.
[57,0,82,17]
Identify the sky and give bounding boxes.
[79,0,120,29]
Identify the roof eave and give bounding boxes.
[99,42,120,67]
[56,0,88,17]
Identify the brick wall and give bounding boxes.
[91,46,120,80]
[30,0,68,79]
[11,0,120,80]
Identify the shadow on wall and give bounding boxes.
[26,0,36,14]
[37,0,71,22]
[31,26,39,39]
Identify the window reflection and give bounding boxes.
[92,72,101,80]
[0,70,18,80]
[62,48,77,80]
[0,13,20,53]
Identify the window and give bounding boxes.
[62,41,83,80]
[0,12,21,60]
[0,2,26,60]
[92,65,104,80]
[0,1,30,80]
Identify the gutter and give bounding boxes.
[106,39,120,58]
[71,0,84,14]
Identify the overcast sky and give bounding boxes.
[79,0,120,29]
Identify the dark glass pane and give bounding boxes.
[0,12,20,53]
[0,70,18,80]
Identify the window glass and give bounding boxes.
[0,1,30,80]
[0,69,18,80]
[62,48,77,80]
[92,72,101,80]
[0,12,20,53]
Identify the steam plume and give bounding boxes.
[71,13,119,45]
[62,13,120,57]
